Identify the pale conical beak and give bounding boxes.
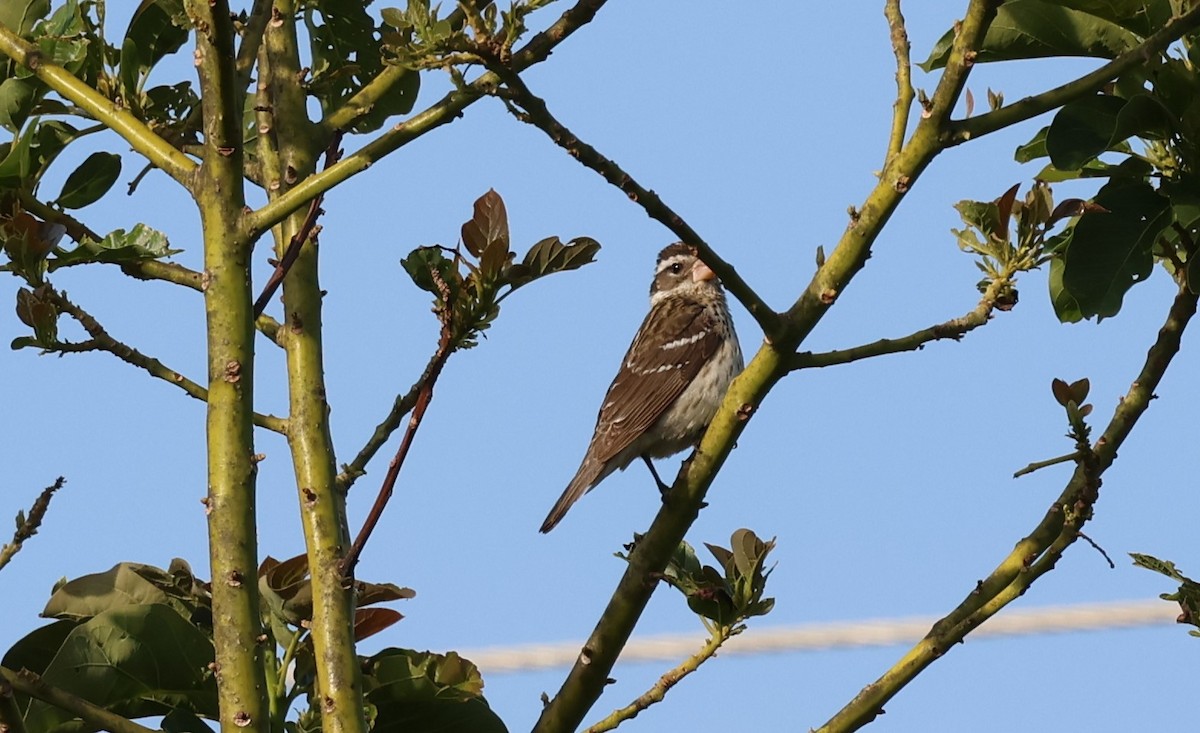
[693,261,716,283]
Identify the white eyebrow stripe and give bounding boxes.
[660,330,708,350]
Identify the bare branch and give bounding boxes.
[484,61,780,338]
[43,288,287,434]
[0,477,65,573]
[584,626,736,733]
[882,0,914,176]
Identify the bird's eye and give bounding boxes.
[669,263,683,274]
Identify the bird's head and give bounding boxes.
[650,242,721,304]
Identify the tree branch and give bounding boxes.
[334,347,446,492]
[0,667,156,733]
[534,5,1001,731]
[0,24,195,186]
[0,477,65,573]
[243,0,611,237]
[790,269,1013,370]
[40,288,287,433]
[882,0,913,177]
[815,283,1198,733]
[484,61,781,338]
[583,625,736,733]
[946,5,1200,146]
[340,271,456,578]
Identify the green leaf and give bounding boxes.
[920,0,1161,71]
[50,223,179,269]
[1059,179,1171,320]
[0,0,50,36]
[1,619,77,676]
[23,604,218,733]
[401,245,458,298]
[362,647,506,732]
[14,284,57,345]
[120,0,190,103]
[1045,95,1126,171]
[0,77,42,132]
[507,236,601,288]
[54,151,122,209]
[0,122,37,188]
[1049,256,1084,322]
[43,562,175,621]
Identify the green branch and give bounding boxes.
[815,284,1197,733]
[43,288,287,433]
[187,2,267,731]
[0,23,195,186]
[534,4,1000,731]
[583,626,736,733]
[484,60,781,338]
[0,477,65,573]
[244,0,611,236]
[947,4,1200,146]
[335,346,445,492]
[882,0,913,176]
[791,270,1013,370]
[0,667,155,733]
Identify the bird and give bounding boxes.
[539,242,743,533]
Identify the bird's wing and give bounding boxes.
[589,298,722,465]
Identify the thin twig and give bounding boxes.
[339,266,456,578]
[791,268,1014,370]
[252,131,344,319]
[1077,532,1116,569]
[882,0,913,177]
[0,477,65,573]
[1012,451,1082,478]
[484,61,780,338]
[244,0,611,236]
[43,288,287,433]
[584,626,735,733]
[335,348,446,492]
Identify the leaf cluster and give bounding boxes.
[952,181,1082,309]
[625,528,776,633]
[0,558,500,733]
[1130,553,1200,638]
[401,189,599,351]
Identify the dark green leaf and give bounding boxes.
[1048,256,1084,323]
[120,0,190,102]
[920,0,1152,71]
[23,604,217,733]
[401,246,458,298]
[54,151,122,208]
[1046,95,1126,171]
[161,708,217,733]
[509,236,601,288]
[349,69,420,134]
[1059,179,1170,319]
[0,122,37,188]
[1,619,77,676]
[355,581,416,607]
[0,0,50,36]
[0,77,42,132]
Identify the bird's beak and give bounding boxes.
[693,261,716,283]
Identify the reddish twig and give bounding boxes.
[252,131,345,318]
[339,265,456,579]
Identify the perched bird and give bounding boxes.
[540,242,743,533]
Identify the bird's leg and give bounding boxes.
[641,455,672,497]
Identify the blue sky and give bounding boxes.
[1,3,1195,732]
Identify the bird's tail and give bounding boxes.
[539,457,606,533]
